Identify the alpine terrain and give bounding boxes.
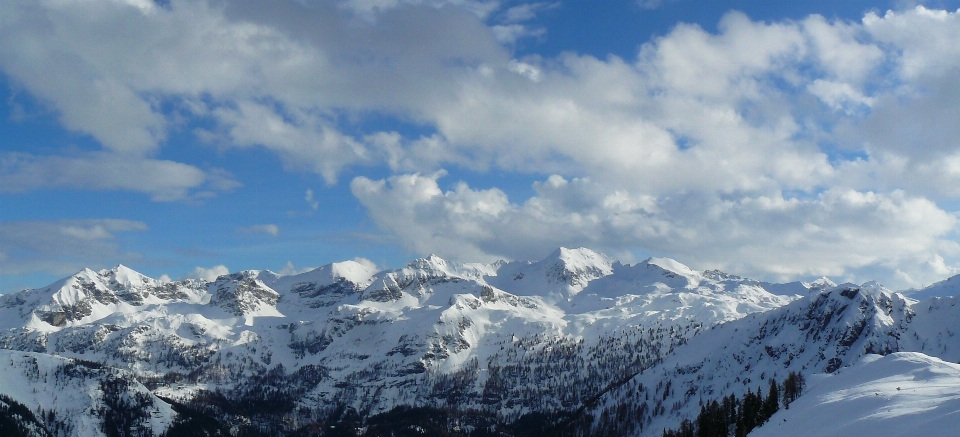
[0,247,957,436]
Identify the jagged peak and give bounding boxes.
[212,270,269,286]
[209,271,280,317]
[219,270,260,281]
[406,254,450,271]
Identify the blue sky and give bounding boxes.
[3,0,960,292]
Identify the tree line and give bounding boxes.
[662,371,805,437]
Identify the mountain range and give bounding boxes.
[0,247,956,436]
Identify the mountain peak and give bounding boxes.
[541,247,615,276]
[209,272,281,318]
[547,246,612,265]
[407,254,449,270]
[401,254,462,280]
[642,257,698,278]
[326,260,379,285]
[544,247,614,282]
[98,264,153,288]
[805,276,837,291]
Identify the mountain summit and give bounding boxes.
[0,248,957,436]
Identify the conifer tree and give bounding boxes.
[762,378,779,421]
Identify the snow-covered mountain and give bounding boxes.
[905,273,960,301]
[584,282,960,436]
[0,349,176,437]
[0,248,956,436]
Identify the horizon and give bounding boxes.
[16,246,946,295]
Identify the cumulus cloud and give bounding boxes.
[238,224,280,237]
[4,2,958,193]
[0,152,240,201]
[4,1,960,286]
[353,172,958,289]
[0,219,148,276]
[203,102,373,184]
[0,0,511,182]
[183,265,230,282]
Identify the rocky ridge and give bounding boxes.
[0,248,956,436]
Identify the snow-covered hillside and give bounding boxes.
[586,283,960,436]
[751,352,960,437]
[906,273,960,301]
[0,350,176,437]
[0,248,956,436]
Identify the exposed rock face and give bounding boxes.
[0,250,957,436]
[210,272,280,316]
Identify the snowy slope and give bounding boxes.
[589,282,960,436]
[0,349,176,437]
[0,265,207,332]
[559,258,795,336]
[907,273,960,300]
[487,247,617,303]
[761,276,836,297]
[0,249,807,422]
[750,352,960,437]
[8,248,956,435]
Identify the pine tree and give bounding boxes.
[762,378,779,422]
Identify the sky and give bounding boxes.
[2,0,960,292]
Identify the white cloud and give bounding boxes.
[352,257,379,271]
[863,6,960,81]
[4,2,960,286]
[0,152,240,201]
[204,102,375,184]
[340,0,501,20]
[305,189,319,210]
[238,224,280,237]
[4,2,959,195]
[491,24,545,44]
[0,0,508,177]
[277,261,315,276]
[807,79,874,114]
[183,265,230,282]
[0,219,148,276]
[802,14,885,84]
[353,172,958,289]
